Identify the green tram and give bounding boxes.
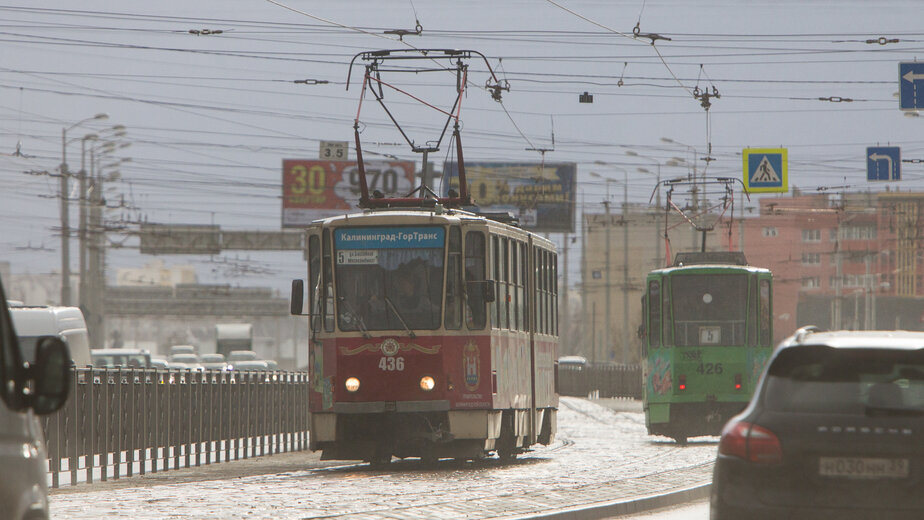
[640,251,773,443]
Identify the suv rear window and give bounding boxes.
[763,346,924,415]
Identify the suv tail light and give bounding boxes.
[734,373,742,390]
[718,421,782,464]
[678,374,687,391]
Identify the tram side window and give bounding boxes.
[322,229,335,332]
[502,239,510,329]
[661,278,671,346]
[308,235,321,323]
[552,252,558,336]
[446,227,463,330]
[511,241,520,330]
[748,276,758,347]
[464,232,487,330]
[648,280,662,346]
[520,242,528,332]
[493,236,501,329]
[759,279,771,346]
[535,248,543,334]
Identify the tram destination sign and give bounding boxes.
[281,159,416,227]
[440,161,576,233]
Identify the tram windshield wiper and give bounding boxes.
[338,297,371,338]
[384,295,416,338]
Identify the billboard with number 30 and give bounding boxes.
[281,160,417,228]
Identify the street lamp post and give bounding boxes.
[60,113,108,305]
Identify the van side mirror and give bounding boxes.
[290,279,304,315]
[30,336,71,415]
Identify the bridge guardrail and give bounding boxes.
[42,367,310,488]
[558,363,642,400]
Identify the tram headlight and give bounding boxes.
[345,377,361,393]
[419,376,436,392]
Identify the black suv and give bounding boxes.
[711,327,924,520]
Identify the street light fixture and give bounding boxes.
[60,113,108,305]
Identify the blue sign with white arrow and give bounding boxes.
[900,62,924,110]
[866,146,901,181]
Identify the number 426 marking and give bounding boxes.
[696,362,724,375]
[378,356,405,371]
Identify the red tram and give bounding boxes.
[291,206,559,463]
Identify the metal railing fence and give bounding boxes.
[42,367,311,488]
[558,363,642,399]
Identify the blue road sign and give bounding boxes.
[900,62,924,110]
[867,146,901,181]
[742,148,787,193]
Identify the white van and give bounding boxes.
[8,305,91,367]
[1,278,72,520]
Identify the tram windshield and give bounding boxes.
[334,226,444,331]
[670,273,748,346]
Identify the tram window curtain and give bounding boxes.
[446,227,463,330]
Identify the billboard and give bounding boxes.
[440,161,576,233]
[281,160,417,227]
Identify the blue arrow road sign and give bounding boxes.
[867,146,900,181]
[900,62,924,110]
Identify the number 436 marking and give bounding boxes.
[379,356,405,371]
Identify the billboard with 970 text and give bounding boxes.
[281,160,417,227]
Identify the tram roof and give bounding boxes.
[308,207,555,247]
[650,263,772,276]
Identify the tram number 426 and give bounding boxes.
[696,362,724,375]
[379,356,405,371]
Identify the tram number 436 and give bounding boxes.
[379,356,405,371]
[696,362,724,375]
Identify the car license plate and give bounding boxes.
[819,457,909,478]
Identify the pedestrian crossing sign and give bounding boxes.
[742,148,787,193]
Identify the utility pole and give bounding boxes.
[60,129,71,306]
[562,232,569,351]
[60,113,108,305]
[622,173,629,364]
[580,192,588,359]
[78,134,97,314]
[604,199,611,363]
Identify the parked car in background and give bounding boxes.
[1,276,72,520]
[228,359,270,371]
[91,348,152,368]
[227,350,258,363]
[169,344,197,357]
[200,353,228,370]
[711,327,924,519]
[557,355,588,369]
[149,357,169,370]
[167,353,204,371]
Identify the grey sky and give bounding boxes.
[1,0,921,293]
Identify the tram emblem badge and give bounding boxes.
[463,342,480,391]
